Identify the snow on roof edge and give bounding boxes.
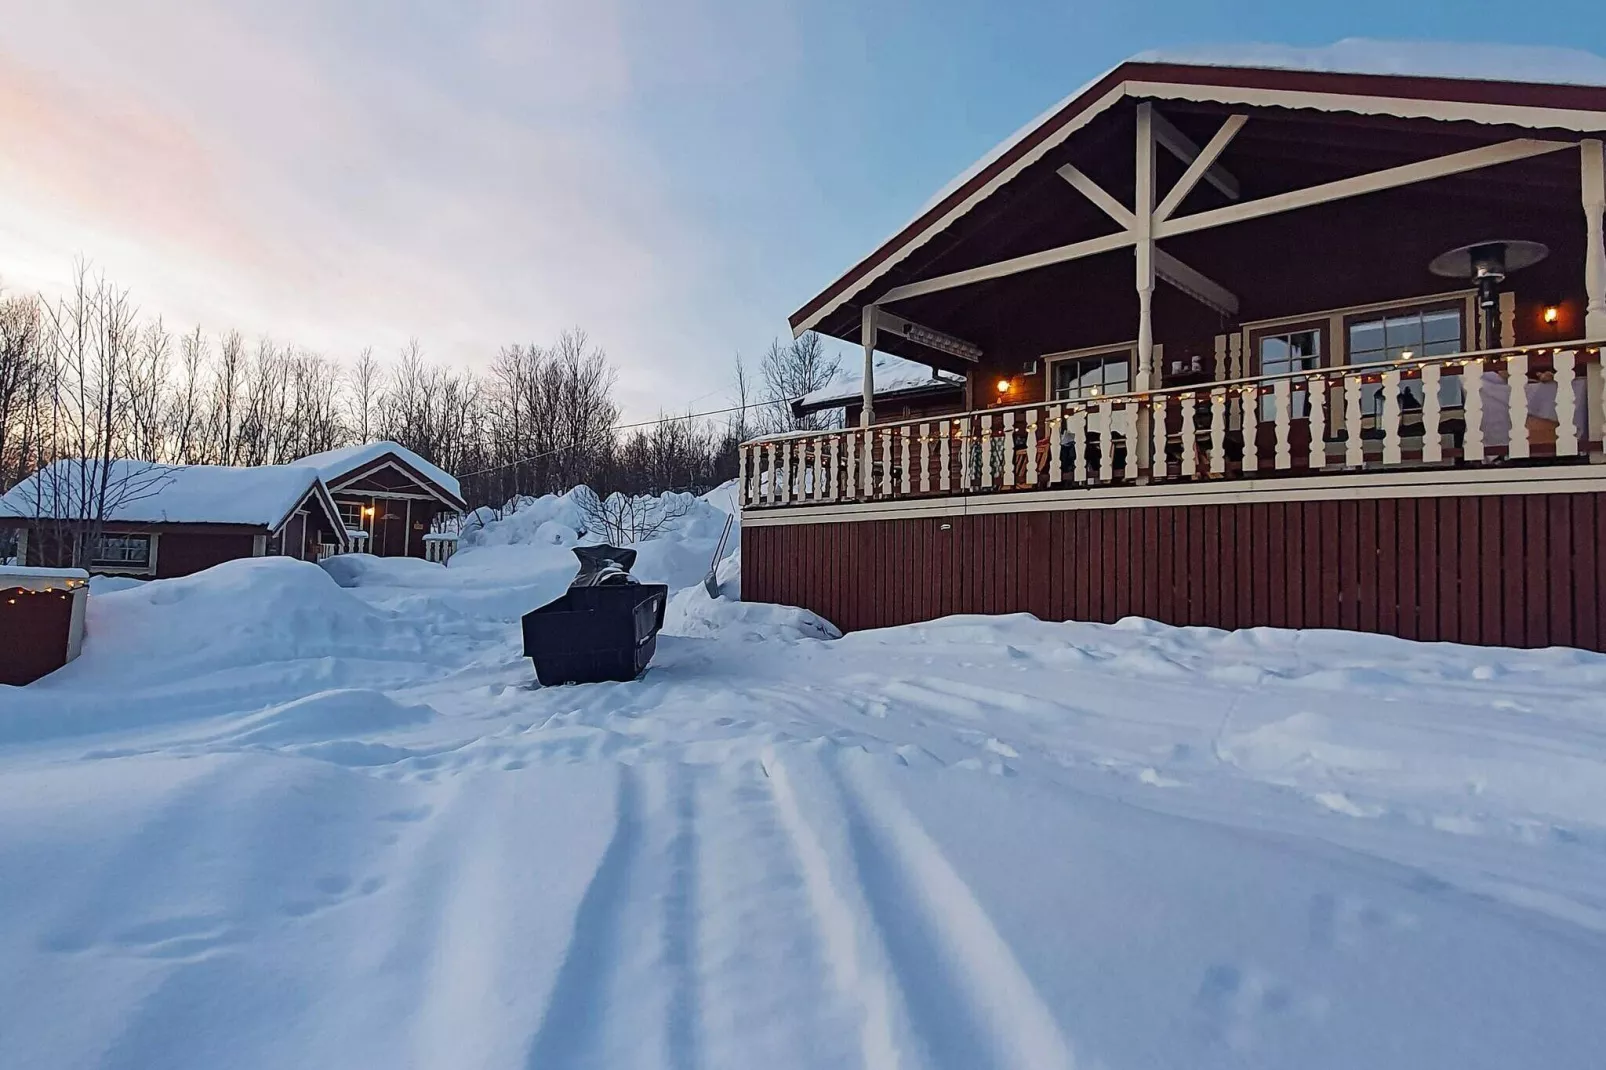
[797,355,965,410]
[295,441,463,504]
[0,460,324,529]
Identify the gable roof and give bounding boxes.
[295,442,465,507]
[0,460,334,532]
[790,41,1606,338]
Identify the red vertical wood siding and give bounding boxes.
[742,491,1606,652]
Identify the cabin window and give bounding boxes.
[90,533,151,568]
[1345,302,1465,415]
[1049,351,1131,402]
[1252,325,1323,419]
[337,501,365,529]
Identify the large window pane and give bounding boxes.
[1257,328,1322,418]
[1347,305,1464,415]
[1051,352,1131,401]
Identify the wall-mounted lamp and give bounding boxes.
[1544,305,1560,325]
[995,378,1012,395]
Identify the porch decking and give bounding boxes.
[739,342,1606,513]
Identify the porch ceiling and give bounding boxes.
[816,98,1589,372]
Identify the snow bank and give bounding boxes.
[662,583,838,643]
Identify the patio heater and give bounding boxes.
[1428,240,1549,350]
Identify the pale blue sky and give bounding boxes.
[0,1,1602,418]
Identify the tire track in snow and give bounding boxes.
[663,764,701,1070]
[764,746,905,1070]
[828,753,1078,1070]
[524,765,646,1069]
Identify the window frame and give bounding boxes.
[1341,298,1469,368]
[88,532,156,574]
[1043,343,1136,403]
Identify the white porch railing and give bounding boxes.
[423,533,458,564]
[738,342,1605,509]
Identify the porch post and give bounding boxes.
[1584,138,1606,339]
[1134,103,1157,391]
[860,304,878,428]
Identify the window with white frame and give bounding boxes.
[1346,303,1465,415]
[337,500,365,529]
[1254,326,1323,419]
[1049,351,1131,402]
[90,533,151,568]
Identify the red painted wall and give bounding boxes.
[743,492,1606,651]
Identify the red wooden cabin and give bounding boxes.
[298,442,467,561]
[741,47,1606,651]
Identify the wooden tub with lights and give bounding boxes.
[0,567,88,686]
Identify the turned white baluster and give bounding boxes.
[878,428,892,496]
[959,425,972,491]
[1150,395,1167,479]
[1556,350,1580,456]
[1241,386,1259,473]
[1124,404,1141,481]
[776,441,789,503]
[1274,379,1293,470]
[1463,363,1485,462]
[1180,394,1198,478]
[1209,388,1227,476]
[1029,410,1044,487]
[1507,353,1530,459]
[1096,400,1114,482]
[1381,369,1402,466]
[763,442,776,503]
[939,421,952,492]
[1049,405,1064,484]
[1307,375,1327,470]
[900,427,912,494]
[1421,365,1443,464]
[1069,409,1088,483]
[979,413,994,488]
[1002,411,1016,488]
[1344,376,1364,467]
[827,436,840,499]
[917,424,931,493]
[844,433,857,498]
[738,444,750,506]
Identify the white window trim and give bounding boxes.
[1241,288,1477,368]
[1043,342,1138,400]
[89,532,159,576]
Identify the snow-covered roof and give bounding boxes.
[296,442,463,503]
[0,461,324,529]
[796,355,964,411]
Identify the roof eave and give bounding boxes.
[789,60,1606,338]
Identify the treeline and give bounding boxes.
[0,263,837,511]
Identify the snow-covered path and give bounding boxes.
[3,549,1606,1069]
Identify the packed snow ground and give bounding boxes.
[3,487,1605,1069]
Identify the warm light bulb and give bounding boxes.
[1544,306,1560,324]
[995,379,1011,394]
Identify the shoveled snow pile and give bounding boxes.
[2,490,1605,1068]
